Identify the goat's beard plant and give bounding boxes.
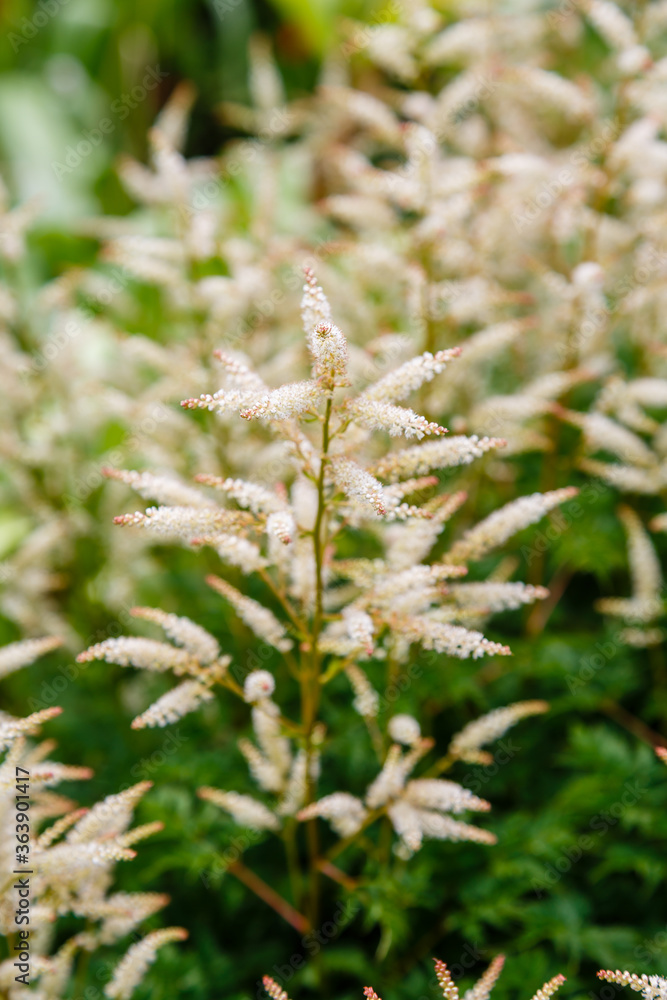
[0,640,186,1000]
[78,269,576,953]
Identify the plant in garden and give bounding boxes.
[77,270,575,943]
[292,0,667,647]
[0,639,185,1000]
[263,954,566,1000]
[595,748,667,1000]
[597,971,667,1000]
[1,0,667,994]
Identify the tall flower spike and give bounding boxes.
[264,976,293,1000]
[463,955,506,1000]
[434,959,460,1000]
[240,380,323,421]
[102,468,212,508]
[530,975,567,1000]
[131,607,220,664]
[198,787,281,831]
[0,636,62,680]
[330,457,387,515]
[372,436,505,481]
[207,575,293,651]
[400,616,511,659]
[447,488,579,564]
[597,971,667,1000]
[195,474,286,515]
[67,781,153,842]
[360,347,461,404]
[297,792,368,837]
[346,664,379,717]
[301,266,332,336]
[130,679,215,729]
[348,398,447,439]
[596,506,663,626]
[0,707,62,748]
[113,505,253,540]
[213,349,268,394]
[77,637,202,677]
[104,928,188,1000]
[431,958,563,1000]
[313,321,350,385]
[449,701,549,763]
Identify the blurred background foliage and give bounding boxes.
[0,0,360,226]
[1,2,667,1000]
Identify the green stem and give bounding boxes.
[301,395,333,940]
[283,819,302,907]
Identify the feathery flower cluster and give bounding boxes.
[0,640,184,1000]
[597,971,667,1000]
[449,702,550,764]
[264,955,565,1000]
[75,270,571,882]
[596,506,664,645]
[3,5,667,989]
[77,613,229,728]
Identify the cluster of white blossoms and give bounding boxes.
[3,0,667,660]
[198,669,323,833]
[448,701,549,765]
[298,700,548,855]
[77,270,575,867]
[0,639,186,1000]
[596,506,665,646]
[597,971,667,1000]
[77,608,230,729]
[295,0,667,645]
[264,954,566,1000]
[591,754,667,1000]
[0,4,666,994]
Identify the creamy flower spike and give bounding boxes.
[597,972,667,1000]
[80,267,576,876]
[0,641,182,998]
[596,506,664,644]
[266,954,564,1000]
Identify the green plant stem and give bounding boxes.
[258,568,309,640]
[283,820,303,906]
[301,394,333,945]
